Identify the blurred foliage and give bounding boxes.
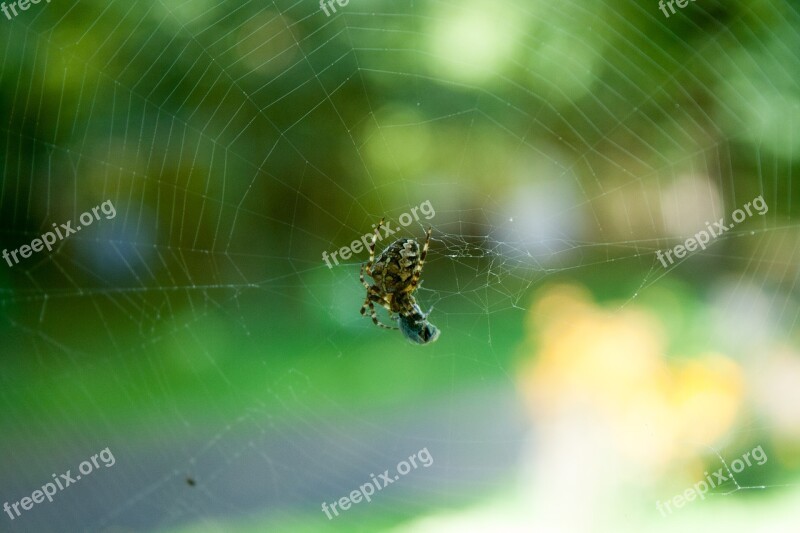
[1,1,800,530]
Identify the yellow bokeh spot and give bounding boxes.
[428,1,524,84]
[517,284,744,470]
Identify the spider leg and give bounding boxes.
[360,290,398,330]
[364,299,398,330]
[365,217,384,277]
[407,226,432,291]
[360,288,382,316]
[419,226,432,266]
[360,264,371,290]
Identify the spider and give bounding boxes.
[360,219,440,344]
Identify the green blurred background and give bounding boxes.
[1,0,800,531]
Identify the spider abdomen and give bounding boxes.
[372,239,421,294]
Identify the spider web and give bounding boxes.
[1,0,799,531]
